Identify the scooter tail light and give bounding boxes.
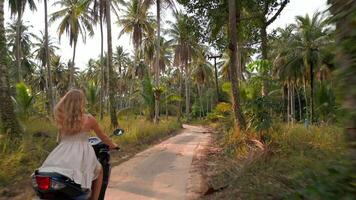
[35,176,51,191]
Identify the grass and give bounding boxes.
[0,116,181,198]
[203,123,354,200]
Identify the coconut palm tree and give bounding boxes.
[152,37,173,74]
[33,33,58,85]
[90,0,122,120]
[6,20,36,80]
[42,0,54,115]
[192,57,213,117]
[105,0,117,127]
[118,0,154,61]
[8,0,36,82]
[143,0,175,123]
[113,46,130,75]
[294,12,331,123]
[50,0,94,87]
[0,0,23,139]
[168,11,199,118]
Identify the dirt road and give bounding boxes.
[105,124,211,200]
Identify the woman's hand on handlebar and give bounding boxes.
[109,143,120,150]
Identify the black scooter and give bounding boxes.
[31,128,124,200]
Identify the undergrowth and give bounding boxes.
[204,123,354,200]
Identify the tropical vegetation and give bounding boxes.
[0,0,355,199]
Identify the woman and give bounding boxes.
[39,89,118,200]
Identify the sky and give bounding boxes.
[4,0,329,70]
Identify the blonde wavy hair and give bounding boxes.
[54,89,87,135]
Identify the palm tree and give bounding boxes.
[33,33,58,114]
[118,0,154,61]
[50,0,94,87]
[152,37,172,74]
[143,0,175,123]
[105,0,118,127]
[91,0,122,120]
[0,0,23,139]
[8,0,36,82]
[43,0,54,115]
[294,12,331,123]
[33,33,59,71]
[6,20,36,80]
[192,57,213,117]
[228,0,246,130]
[51,55,70,96]
[113,46,129,75]
[168,11,199,118]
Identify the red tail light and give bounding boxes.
[36,176,51,191]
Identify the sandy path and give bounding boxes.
[105,124,211,200]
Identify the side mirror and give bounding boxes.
[112,128,124,136]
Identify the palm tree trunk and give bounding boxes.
[287,82,290,123]
[178,67,183,119]
[185,62,190,118]
[291,83,295,123]
[70,41,77,87]
[154,0,161,123]
[106,0,118,128]
[310,63,314,123]
[16,10,22,82]
[261,22,268,97]
[213,58,220,101]
[99,15,104,119]
[296,85,302,121]
[303,76,308,121]
[44,0,54,116]
[228,0,246,130]
[0,0,22,140]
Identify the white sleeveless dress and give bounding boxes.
[38,132,102,189]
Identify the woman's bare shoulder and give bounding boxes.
[83,114,98,129]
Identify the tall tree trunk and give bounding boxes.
[213,58,220,101]
[329,0,356,188]
[16,10,22,82]
[106,0,118,128]
[303,76,308,121]
[70,41,77,87]
[197,84,203,117]
[261,1,269,96]
[154,0,161,123]
[287,82,290,123]
[185,62,190,118]
[283,84,287,122]
[296,85,302,121]
[99,15,104,119]
[44,0,54,116]
[0,0,23,140]
[178,67,183,119]
[228,0,246,130]
[310,63,314,123]
[291,83,295,123]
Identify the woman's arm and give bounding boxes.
[87,115,118,149]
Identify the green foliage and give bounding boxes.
[140,75,155,120]
[11,82,35,119]
[207,102,232,122]
[245,97,273,133]
[85,81,100,114]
